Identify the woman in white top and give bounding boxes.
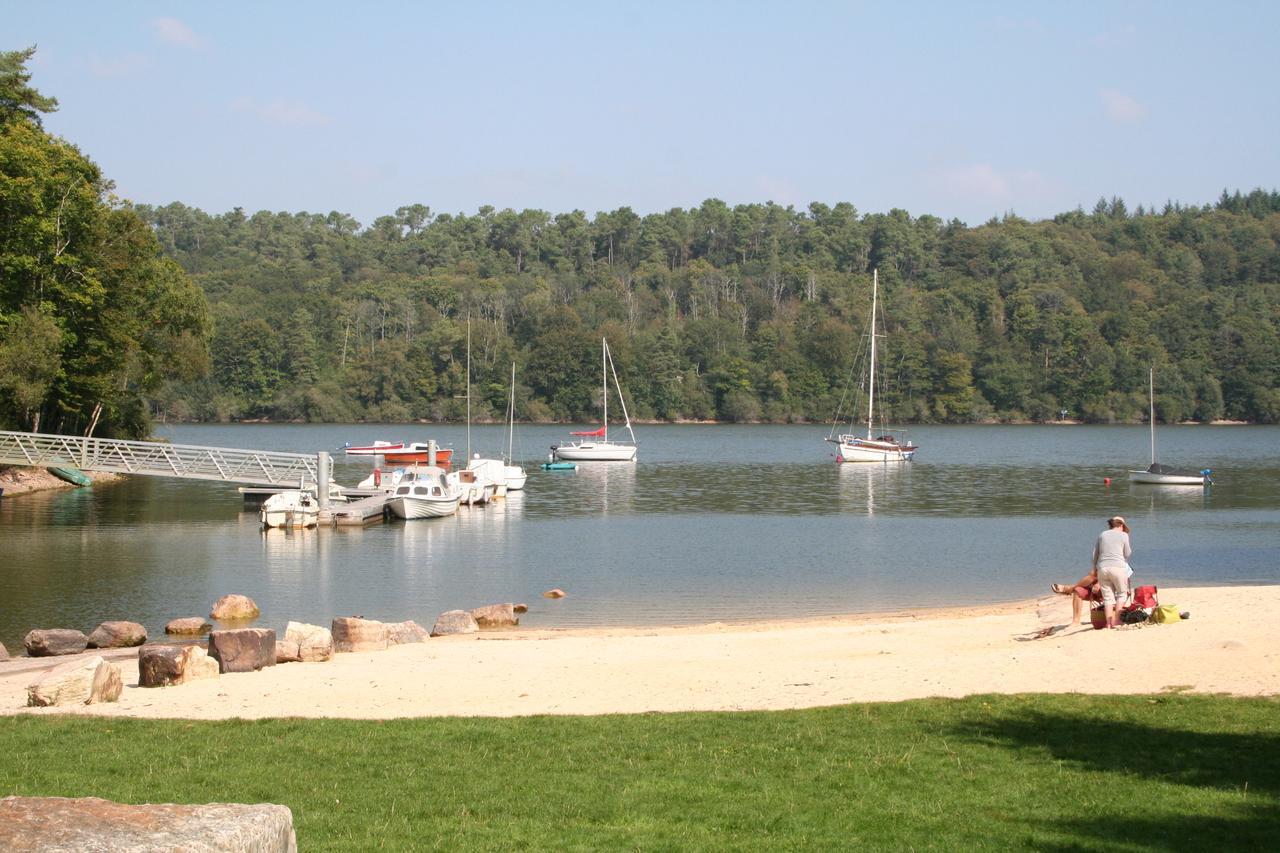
[1092,516,1132,628]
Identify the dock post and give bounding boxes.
[317,451,331,508]
[429,440,437,467]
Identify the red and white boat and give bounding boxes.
[383,443,454,465]
[342,440,404,456]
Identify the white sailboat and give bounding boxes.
[826,269,918,463]
[459,317,506,502]
[1128,368,1211,486]
[551,338,638,462]
[502,362,527,490]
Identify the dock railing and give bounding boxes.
[0,430,330,495]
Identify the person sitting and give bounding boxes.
[1052,572,1099,625]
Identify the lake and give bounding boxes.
[1,423,1277,648]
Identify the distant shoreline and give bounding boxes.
[156,418,1259,427]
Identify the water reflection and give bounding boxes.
[836,463,908,516]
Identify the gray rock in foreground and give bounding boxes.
[386,620,429,645]
[27,656,122,707]
[430,610,479,637]
[470,603,519,628]
[283,621,334,661]
[138,645,220,687]
[208,628,277,673]
[23,629,88,657]
[331,617,389,653]
[87,620,147,649]
[0,796,296,852]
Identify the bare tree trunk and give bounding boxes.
[85,402,103,438]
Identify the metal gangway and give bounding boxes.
[0,429,336,505]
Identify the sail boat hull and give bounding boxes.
[551,442,637,462]
[832,435,916,463]
[1127,469,1206,485]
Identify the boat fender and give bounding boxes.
[373,468,382,487]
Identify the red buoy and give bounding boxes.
[1103,477,1111,486]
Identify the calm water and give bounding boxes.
[1,424,1277,647]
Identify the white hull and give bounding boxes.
[504,466,527,490]
[1128,470,1207,486]
[834,436,915,463]
[387,494,461,519]
[552,442,637,462]
[260,491,320,528]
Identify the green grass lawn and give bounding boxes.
[2,694,1278,850]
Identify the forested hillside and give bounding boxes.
[140,191,1280,426]
[0,48,209,439]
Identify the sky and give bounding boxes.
[9,1,1280,228]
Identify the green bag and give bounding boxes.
[1152,604,1182,623]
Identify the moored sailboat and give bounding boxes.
[551,338,638,462]
[1128,368,1211,486]
[825,269,918,463]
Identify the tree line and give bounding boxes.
[137,189,1280,427]
[3,46,1278,440]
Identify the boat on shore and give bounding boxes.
[551,338,638,462]
[47,466,92,487]
[825,269,917,463]
[1128,368,1211,486]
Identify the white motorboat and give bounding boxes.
[386,467,462,519]
[342,440,402,456]
[260,490,320,528]
[825,269,918,463]
[551,338,638,462]
[452,468,498,505]
[1128,368,1211,486]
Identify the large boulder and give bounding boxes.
[165,616,212,636]
[208,628,276,673]
[470,603,519,628]
[138,645,220,687]
[87,621,147,649]
[275,641,301,664]
[210,594,260,621]
[430,610,479,637]
[23,628,88,657]
[331,617,388,653]
[284,621,334,662]
[386,620,429,645]
[27,656,122,707]
[0,797,296,852]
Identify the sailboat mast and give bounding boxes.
[602,338,609,443]
[508,361,516,462]
[466,317,472,461]
[1149,366,1156,465]
[867,269,878,440]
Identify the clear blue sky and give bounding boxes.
[10,1,1279,227]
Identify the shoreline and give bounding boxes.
[0,466,123,498]
[3,584,1275,719]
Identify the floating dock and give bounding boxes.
[318,494,391,527]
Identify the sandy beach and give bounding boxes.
[2,585,1276,720]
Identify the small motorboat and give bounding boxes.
[541,461,577,471]
[342,440,404,456]
[260,490,320,528]
[386,467,462,519]
[383,443,454,465]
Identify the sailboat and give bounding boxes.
[551,338,638,462]
[825,269,918,463]
[501,362,527,490]
[459,317,505,502]
[1128,368,1211,485]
